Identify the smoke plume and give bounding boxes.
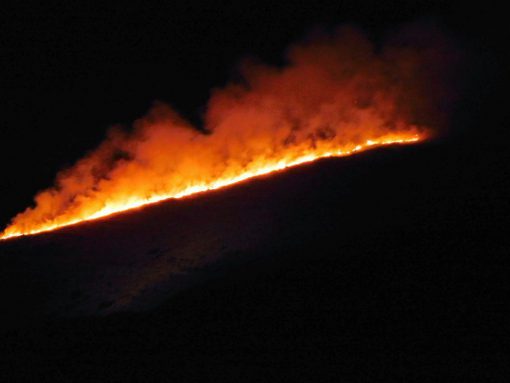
[1,24,456,239]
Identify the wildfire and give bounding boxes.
[0,134,422,240]
[0,25,453,241]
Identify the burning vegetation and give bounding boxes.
[0,25,455,240]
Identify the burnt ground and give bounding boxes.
[0,129,508,381]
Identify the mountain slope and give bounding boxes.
[0,136,508,381]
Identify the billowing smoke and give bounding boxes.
[1,24,456,239]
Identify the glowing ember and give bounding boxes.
[0,25,452,241]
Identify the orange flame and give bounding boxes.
[0,26,451,241]
[0,135,423,240]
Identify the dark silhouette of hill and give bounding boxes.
[0,133,508,381]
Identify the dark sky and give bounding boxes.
[0,1,502,228]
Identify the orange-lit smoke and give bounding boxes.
[0,25,455,240]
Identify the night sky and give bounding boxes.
[1,1,502,228]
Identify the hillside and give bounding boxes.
[0,135,508,381]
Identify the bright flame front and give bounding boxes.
[0,134,421,240]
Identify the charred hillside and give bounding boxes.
[0,135,508,381]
